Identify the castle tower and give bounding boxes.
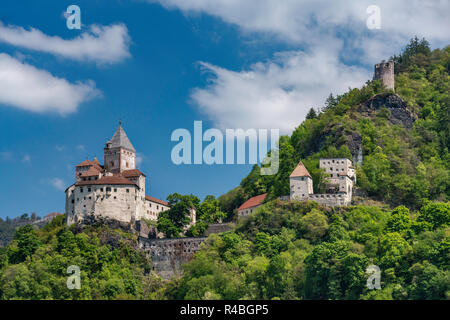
[104,122,136,173]
[373,60,394,91]
[289,162,313,200]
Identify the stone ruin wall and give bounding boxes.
[138,223,233,279]
[139,237,207,279]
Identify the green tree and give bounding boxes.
[386,206,412,232]
[299,209,329,242]
[306,107,317,119]
[157,193,200,238]
[8,225,41,263]
[198,195,226,223]
[418,202,450,229]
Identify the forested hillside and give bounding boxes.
[167,200,449,299]
[219,37,450,216]
[0,38,448,300]
[0,214,40,247]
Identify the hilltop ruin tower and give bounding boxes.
[373,60,394,91]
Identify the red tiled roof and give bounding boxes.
[145,195,169,206]
[80,166,101,177]
[44,212,63,219]
[76,175,137,186]
[290,161,312,178]
[76,159,103,171]
[238,194,267,211]
[76,159,92,167]
[123,169,146,178]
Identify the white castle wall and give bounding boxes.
[67,184,139,225]
[307,193,351,206]
[141,199,170,221]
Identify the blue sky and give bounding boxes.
[0,0,448,219]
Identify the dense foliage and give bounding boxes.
[0,213,40,247]
[157,193,226,238]
[168,200,449,300]
[0,215,166,299]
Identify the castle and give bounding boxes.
[290,158,356,206]
[373,60,394,90]
[65,123,181,227]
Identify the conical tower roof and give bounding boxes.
[107,123,136,152]
[290,161,312,178]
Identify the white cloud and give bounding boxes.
[0,53,100,114]
[152,0,450,133]
[136,153,145,167]
[191,44,369,134]
[49,178,66,191]
[153,0,449,41]
[21,154,31,163]
[152,0,450,63]
[76,145,85,151]
[0,22,131,64]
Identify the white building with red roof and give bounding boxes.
[238,193,267,217]
[65,123,171,226]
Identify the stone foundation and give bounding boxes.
[139,237,207,279]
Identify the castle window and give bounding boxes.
[88,188,91,192]
[80,188,83,193]
[71,200,74,204]
[114,188,117,192]
[126,189,129,193]
[332,160,335,163]
[100,188,104,192]
[89,197,91,200]
[106,187,111,192]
